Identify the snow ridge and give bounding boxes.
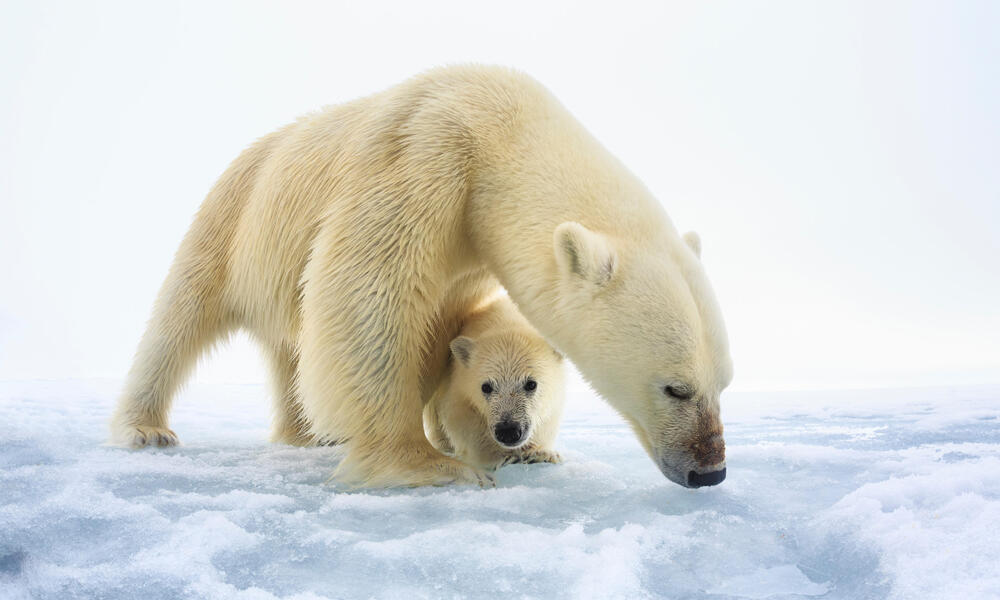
[1,379,998,599]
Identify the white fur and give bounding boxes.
[110,65,732,488]
[424,295,565,471]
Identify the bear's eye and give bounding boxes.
[481,382,494,395]
[663,384,694,400]
[524,379,537,392]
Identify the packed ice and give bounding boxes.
[1,377,998,599]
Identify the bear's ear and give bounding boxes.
[450,336,475,367]
[553,222,617,287]
[682,231,701,259]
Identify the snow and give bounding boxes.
[1,377,998,599]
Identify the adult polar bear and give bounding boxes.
[111,65,732,489]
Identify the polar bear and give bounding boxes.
[110,65,732,489]
[424,295,565,471]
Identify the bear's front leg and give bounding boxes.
[298,372,494,486]
[297,243,495,488]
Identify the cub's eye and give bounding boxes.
[524,379,537,392]
[664,385,694,400]
[481,382,494,395]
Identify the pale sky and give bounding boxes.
[1,0,997,391]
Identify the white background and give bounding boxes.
[2,0,998,391]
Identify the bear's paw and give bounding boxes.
[111,425,180,448]
[417,456,497,488]
[505,448,562,466]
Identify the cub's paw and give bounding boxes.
[505,448,562,466]
[111,425,180,448]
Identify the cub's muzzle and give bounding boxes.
[493,420,526,447]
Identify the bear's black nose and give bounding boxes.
[687,468,726,488]
[494,422,523,446]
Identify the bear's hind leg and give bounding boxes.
[110,256,231,448]
[266,343,315,446]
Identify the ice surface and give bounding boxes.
[1,378,998,599]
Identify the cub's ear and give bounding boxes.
[553,222,617,287]
[682,231,701,259]
[450,336,475,367]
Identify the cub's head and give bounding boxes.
[449,330,563,450]
[551,222,733,488]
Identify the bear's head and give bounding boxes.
[449,330,564,451]
[551,222,732,488]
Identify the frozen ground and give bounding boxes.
[1,377,998,600]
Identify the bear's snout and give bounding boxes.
[684,432,726,487]
[494,421,525,447]
[691,433,726,468]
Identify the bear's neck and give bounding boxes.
[464,97,674,350]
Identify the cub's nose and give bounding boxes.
[493,421,524,447]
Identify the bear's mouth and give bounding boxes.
[656,447,727,488]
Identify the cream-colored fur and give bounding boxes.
[424,295,564,471]
[110,65,732,489]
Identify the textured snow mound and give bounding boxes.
[1,379,998,599]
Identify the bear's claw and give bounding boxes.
[113,425,180,448]
[435,460,496,488]
[504,448,562,466]
[445,469,496,488]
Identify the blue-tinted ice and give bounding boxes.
[1,378,998,599]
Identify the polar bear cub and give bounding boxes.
[425,295,565,471]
